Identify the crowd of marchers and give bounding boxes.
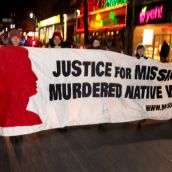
[0,29,170,63]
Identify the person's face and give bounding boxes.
[11,36,21,46]
[93,40,100,48]
[53,36,61,46]
[137,47,144,56]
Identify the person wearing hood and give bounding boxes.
[9,29,22,46]
[49,31,64,48]
[160,40,169,63]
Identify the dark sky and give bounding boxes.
[0,0,36,19]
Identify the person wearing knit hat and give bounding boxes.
[49,31,63,48]
[9,29,21,46]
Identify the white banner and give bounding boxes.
[0,46,172,136]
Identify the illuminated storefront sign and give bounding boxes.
[39,15,60,28]
[134,2,168,25]
[2,18,12,23]
[139,5,163,24]
[90,11,118,28]
[77,4,127,32]
[106,0,128,7]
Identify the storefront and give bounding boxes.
[133,0,172,62]
[38,15,62,44]
[76,2,128,49]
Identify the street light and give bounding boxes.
[76,9,80,16]
[10,24,15,29]
[29,12,37,42]
[29,12,34,19]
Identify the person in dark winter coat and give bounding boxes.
[160,40,169,63]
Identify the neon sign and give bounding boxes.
[39,15,60,28]
[106,0,128,7]
[90,11,118,28]
[76,4,127,32]
[139,5,163,24]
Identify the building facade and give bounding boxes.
[76,0,128,50]
[37,0,77,44]
[133,0,172,61]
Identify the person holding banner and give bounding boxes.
[134,44,148,60]
[134,44,148,128]
[91,38,101,49]
[49,31,64,48]
[134,44,148,59]
[8,29,22,46]
[49,31,69,132]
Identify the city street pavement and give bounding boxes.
[1,120,172,172]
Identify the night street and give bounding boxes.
[1,0,172,171]
[1,120,172,172]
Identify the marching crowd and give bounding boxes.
[0,28,170,137]
[0,28,170,63]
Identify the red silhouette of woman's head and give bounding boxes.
[0,46,42,127]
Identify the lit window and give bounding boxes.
[143,29,154,45]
